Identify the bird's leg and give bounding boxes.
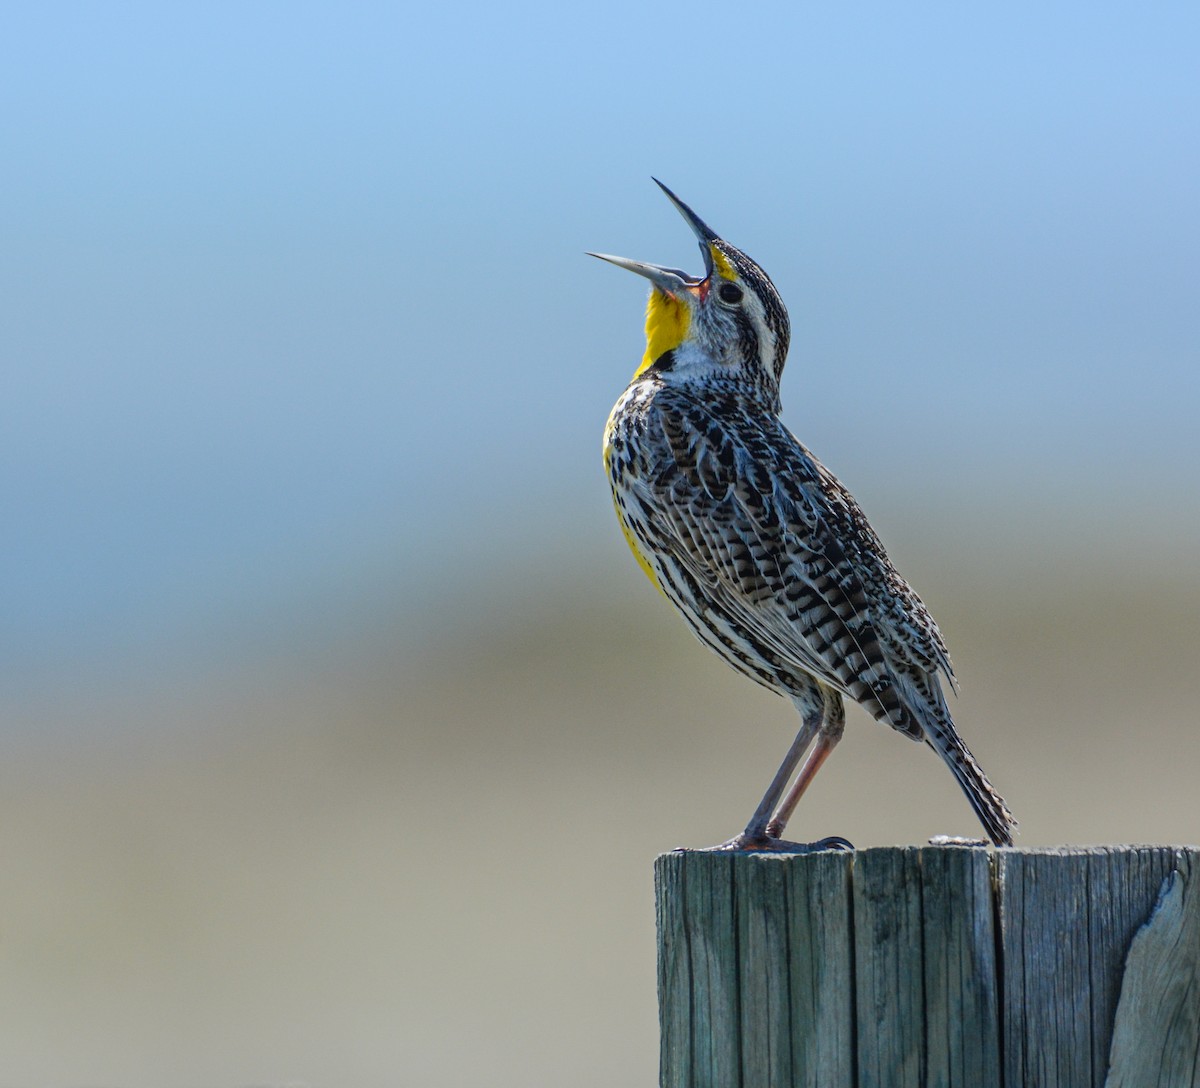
[704,693,823,851]
[766,693,845,839]
[737,713,820,845]
[701,688,851,853]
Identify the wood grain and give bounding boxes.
[655,845,1200,1088]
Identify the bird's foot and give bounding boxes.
[685,832,855,854]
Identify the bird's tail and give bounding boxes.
[924,720,1017,847]
[867,666,1017,846]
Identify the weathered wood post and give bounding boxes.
[655,845,1200,1088]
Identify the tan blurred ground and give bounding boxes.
[1,542,1197,1085]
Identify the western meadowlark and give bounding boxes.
[592,180,1016,850]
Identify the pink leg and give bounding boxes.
[740,715,820,842]
[765,691,845,839]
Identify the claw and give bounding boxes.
[693,832,855,854]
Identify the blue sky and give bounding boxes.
[4,3,1198,672]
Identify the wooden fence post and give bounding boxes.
[655,845,1200,1088]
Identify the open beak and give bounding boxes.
[588,180,722,294]
[585,252,700,296]
[652,177,718,279]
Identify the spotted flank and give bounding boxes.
[594,181,1016,848]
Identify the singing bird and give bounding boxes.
[593,181,1015,850]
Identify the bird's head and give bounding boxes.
[590,180,791,394]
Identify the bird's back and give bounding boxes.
[607,370,954,740]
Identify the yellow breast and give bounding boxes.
[603,407,664,595]
[604,284,691,594]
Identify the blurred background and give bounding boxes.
[2,3,1198,1084]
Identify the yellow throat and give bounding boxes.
[633,287,691,378]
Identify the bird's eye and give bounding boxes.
[717,283,744,305]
